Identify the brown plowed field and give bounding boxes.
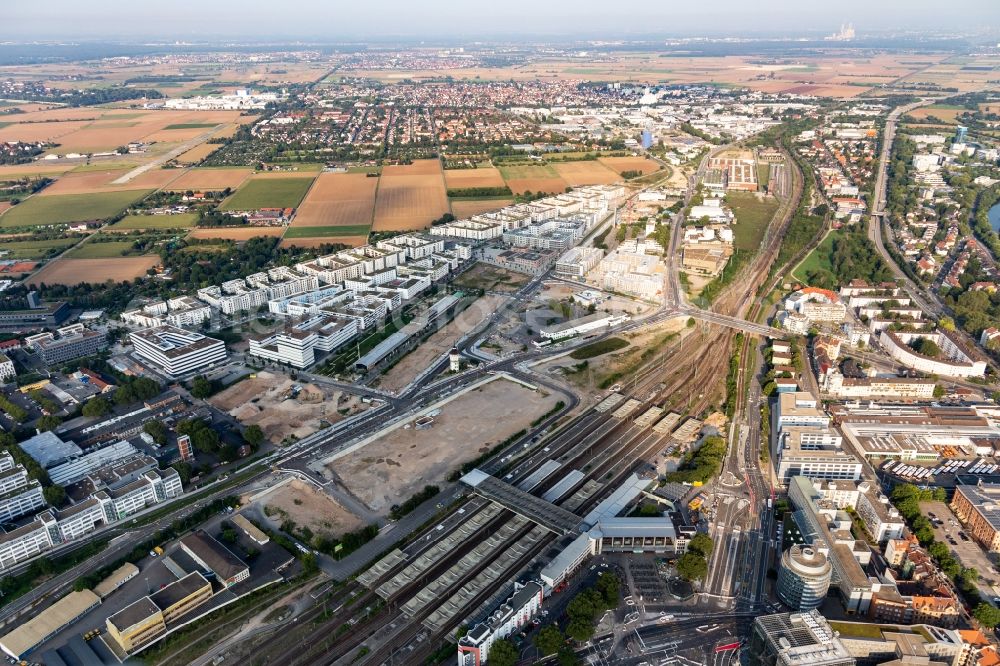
[552,161,621,186]
[187,227,285,240]
[167,168,253,192]
[38,170,129,195]
[373,163,448,231]
[599,156,662,175]
[27,256,159,286]
[444,167,506,189]
[292,173,377,227]
[504,177,567,195]
[451,198,514,219]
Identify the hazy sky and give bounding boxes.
[7,0,1000,39]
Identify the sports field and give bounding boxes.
[0,190,151,228]
[372,160,448,231]
[292,173,376,227]
[112,213,197,230]
[220,176,315,211]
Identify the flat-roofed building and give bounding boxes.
[248,314,357,368]
[855,481,905,543]
[232,514,269,545]
[951,482,1000,552]
[0,354,14,383]
[106,597,165,653]
[748,610,855,666]
[105,571,213,654]
[130,325,227,376]
[0,518,54,571]
[776,392,829,430]
[776,427,862,486]
[458,581,544,666]
[94,562,139,599]
[0,590,100,659]
[25,324,106,365]
[179,531,249,587]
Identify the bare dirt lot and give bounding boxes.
[452,263,530,292]
[377,295,508,392]
[373,162,449,231]
[552,161,622,186]
[210,371,367,443]
[599,156,662,176]
[260,479,364,537]
[292,172,377,227]
[328,377,559,514]
[26,256,160,286]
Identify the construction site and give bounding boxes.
[325,375,562,515]
[209,371,370,444]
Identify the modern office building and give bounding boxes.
[775,427,862,486]
[247,314,358,368]
[748,610,855,666]
[0,301,70,332]
[130,326,227,376]
[777,546,832,611]
[24,324,107,365]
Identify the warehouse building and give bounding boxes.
[130,325,227,376]
[0,590,101,659]
[179,531,249,587]
[539,312,628,341]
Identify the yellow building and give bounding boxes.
[106,572,212,653]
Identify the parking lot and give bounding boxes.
[923,500,1000,601]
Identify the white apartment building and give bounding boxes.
[458,581,544,666]
[197,281,268,315]
[130,326,227,377]
[0,467,183,571]
[855,481,906,542]
[248,315,358,368]
[555,247,605,279]
[0,520,54,571]
[879,329,987,378]
[0,480,45,524]
[0,354,15,383]
[429,219,503,241]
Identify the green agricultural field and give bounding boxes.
[497,163,560,179]
[163,123,218,130]
[65,239,151,259]
[0,237,79,259]
[220,177,314,211]
[0,190,151,228]
[284,225,371,238]
[728,192,779,252]
[113,213,197,230]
